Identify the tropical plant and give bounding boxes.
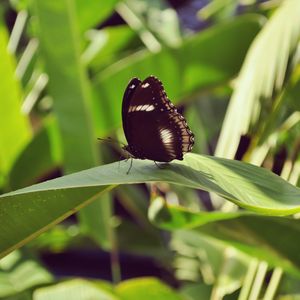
[1,0,300,299]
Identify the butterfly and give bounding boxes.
[122,76,194,173]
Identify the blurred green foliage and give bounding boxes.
[1,0,300,299]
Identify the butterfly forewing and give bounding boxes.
[122,76,194,162]
[122,77,141,144]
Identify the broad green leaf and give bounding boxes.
[185,101,209,155]
[0,251,53,298]
[116,186,168,258]
[33,279,117,300]
[33,0,111,248]
[197,216,300,278]
[116,277,183,300]
[0,11,31,186]
[168,184,203,210]
[34,277,184,300]
[148,196,243,230]
[78,193,112,250]
[8,119,61,190]
[9,0,32,11]
[75,0,118,34]
[92,15,263,135]
[183,94,228,155]
[215,0,300,159]
[28,224,83,252]
[33,0,98,172]
[156,203,300,277]
[1,153,300,258]
[117,219,167,259]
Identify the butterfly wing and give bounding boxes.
[122,77,141,144]
[122,76,194,162]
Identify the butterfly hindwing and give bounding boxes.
[122,76,194,162]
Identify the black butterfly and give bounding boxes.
[122,76,194,172]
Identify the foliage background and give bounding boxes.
[0,0,300,299]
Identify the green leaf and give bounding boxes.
[92,15,263,135]
[33,0,98,172]
[184,101,210,155]
[33,279,117,300]
[8,119,61,190]
[78,193,112,250]
[117,219,167,258]
[151,196,300,278]
[1,153,300,258]
[75,0,118,34]
[9,0,32,11]
[148,196,243,230]
[215,0,300,158]
[180,283,212,300]
[33,277,183,300]
[0,11,31,186]
[0,251,53,298]
[83,26,138,70]
[172,231,249,296]
[197,216,300,278]
[116,277,184,300]
[33,0,111,248]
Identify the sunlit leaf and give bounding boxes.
[116,277,183,300]
[1,153,300,258]
[33,279,117,300]
[215,0,300,158]
[197,216,300,278]
[171,231,248,296]
[117,0,182,49]
[151,200,300,280]
[0,11,31,186]
[33,0,111,248]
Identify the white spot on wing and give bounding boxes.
[142,83,150,88]
[159,128,173,144]
[128,104,155,112]
[145,105,155,111]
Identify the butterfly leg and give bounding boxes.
[118,154,124,171]
[154,161,165,169]
[126,158,133,174]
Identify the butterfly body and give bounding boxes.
[122,76,194,164]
